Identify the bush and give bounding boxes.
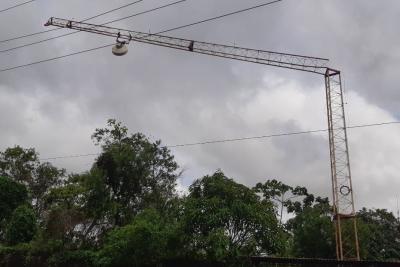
[47,250,97,267]
[97,209,178,267]
[5,205,37,245]
[0,176,28,222]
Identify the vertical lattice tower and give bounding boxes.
[325,68,360,260]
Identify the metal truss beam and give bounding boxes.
[325,68,360,260]
[45,17,329,74]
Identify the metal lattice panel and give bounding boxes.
[325,68,359,260]
[45,17,329,74]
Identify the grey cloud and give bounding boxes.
[0,0,399,213]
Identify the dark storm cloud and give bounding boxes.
[0,0,399,212]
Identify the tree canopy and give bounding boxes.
[0,175,28,223]
[183,172,282,260]
[91,119,179,226]
[357,208,400,260]
[0,120,398,267]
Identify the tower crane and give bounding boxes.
[45,17,360,261]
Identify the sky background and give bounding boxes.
[0,0,399,214]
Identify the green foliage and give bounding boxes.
[0,146,65,219]
[1,120,400,265]
[31,162,65,216]
[34,120,181,245]
[44,182,87,243]
[254,179,292,203]
[254,180,318,225]
[91,119,179,226]
[0,176,29,243]
[183,171,282,260]
[48,250,97,267]
[0,176,28,223]
[0,147,38,183]
[5,205,37,245]
[285,198,335,258]
[254,179,293,224]
[97,209,180,267]
[67,169,117,241]
[357,208,400,261]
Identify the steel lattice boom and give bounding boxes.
[45,17,329,74]
[45,17,359,261]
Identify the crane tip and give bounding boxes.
[44,18,53,27]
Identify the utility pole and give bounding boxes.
[45,17,360,260]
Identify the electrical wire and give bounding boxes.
[0,31,79,53]
[0,43,114,73]
[0,29,57,44]
[0,0,186,54]
[0,0,144,45]
[170,121,400,147]
[0,0,283,73]
[155,0,282,35]
[0,0,35,14]
[79,0,144,23]
[100,0,187,25]
[39,121,400,161]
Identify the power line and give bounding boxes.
[0,0,144,45]
[155,0,282,35]
[0,0,283,73]
[79,0,144,23]
[0,32,78,53]
[0,29,57,44]
[0,44,114,73]
[0,0,35,14]
[100,0,187,25]
[170,121,400,147]
[39,121,400,161]
[0,0,186,54]
[2,0,276,55]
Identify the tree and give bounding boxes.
[90,119,179,227]
[0,147,37,184]
[254,180,317,225]
[0,176,29,241]
[28,120,180,246]
[44,181,87,244]
[285,196,335,258]
[182,171,282,260]
[31,162,66,217]
[0,176,28,222]
[97,209,181,267]
[254,179,293,224]
[68,169,116,242]
[284,186,317,215]
[0,146,65,218]
[5,205,37,245]
[357,208,400,261]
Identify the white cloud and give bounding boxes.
[171,73,400,214]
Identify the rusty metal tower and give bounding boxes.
[45,17,360,260]
[325,69,360,260]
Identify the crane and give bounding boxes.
[45,17,360,261]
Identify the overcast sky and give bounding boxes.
[0,0,399,214]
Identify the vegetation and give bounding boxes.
[0,119,399,266]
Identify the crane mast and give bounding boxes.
[325,69,359,260]
[45,17,360,261]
